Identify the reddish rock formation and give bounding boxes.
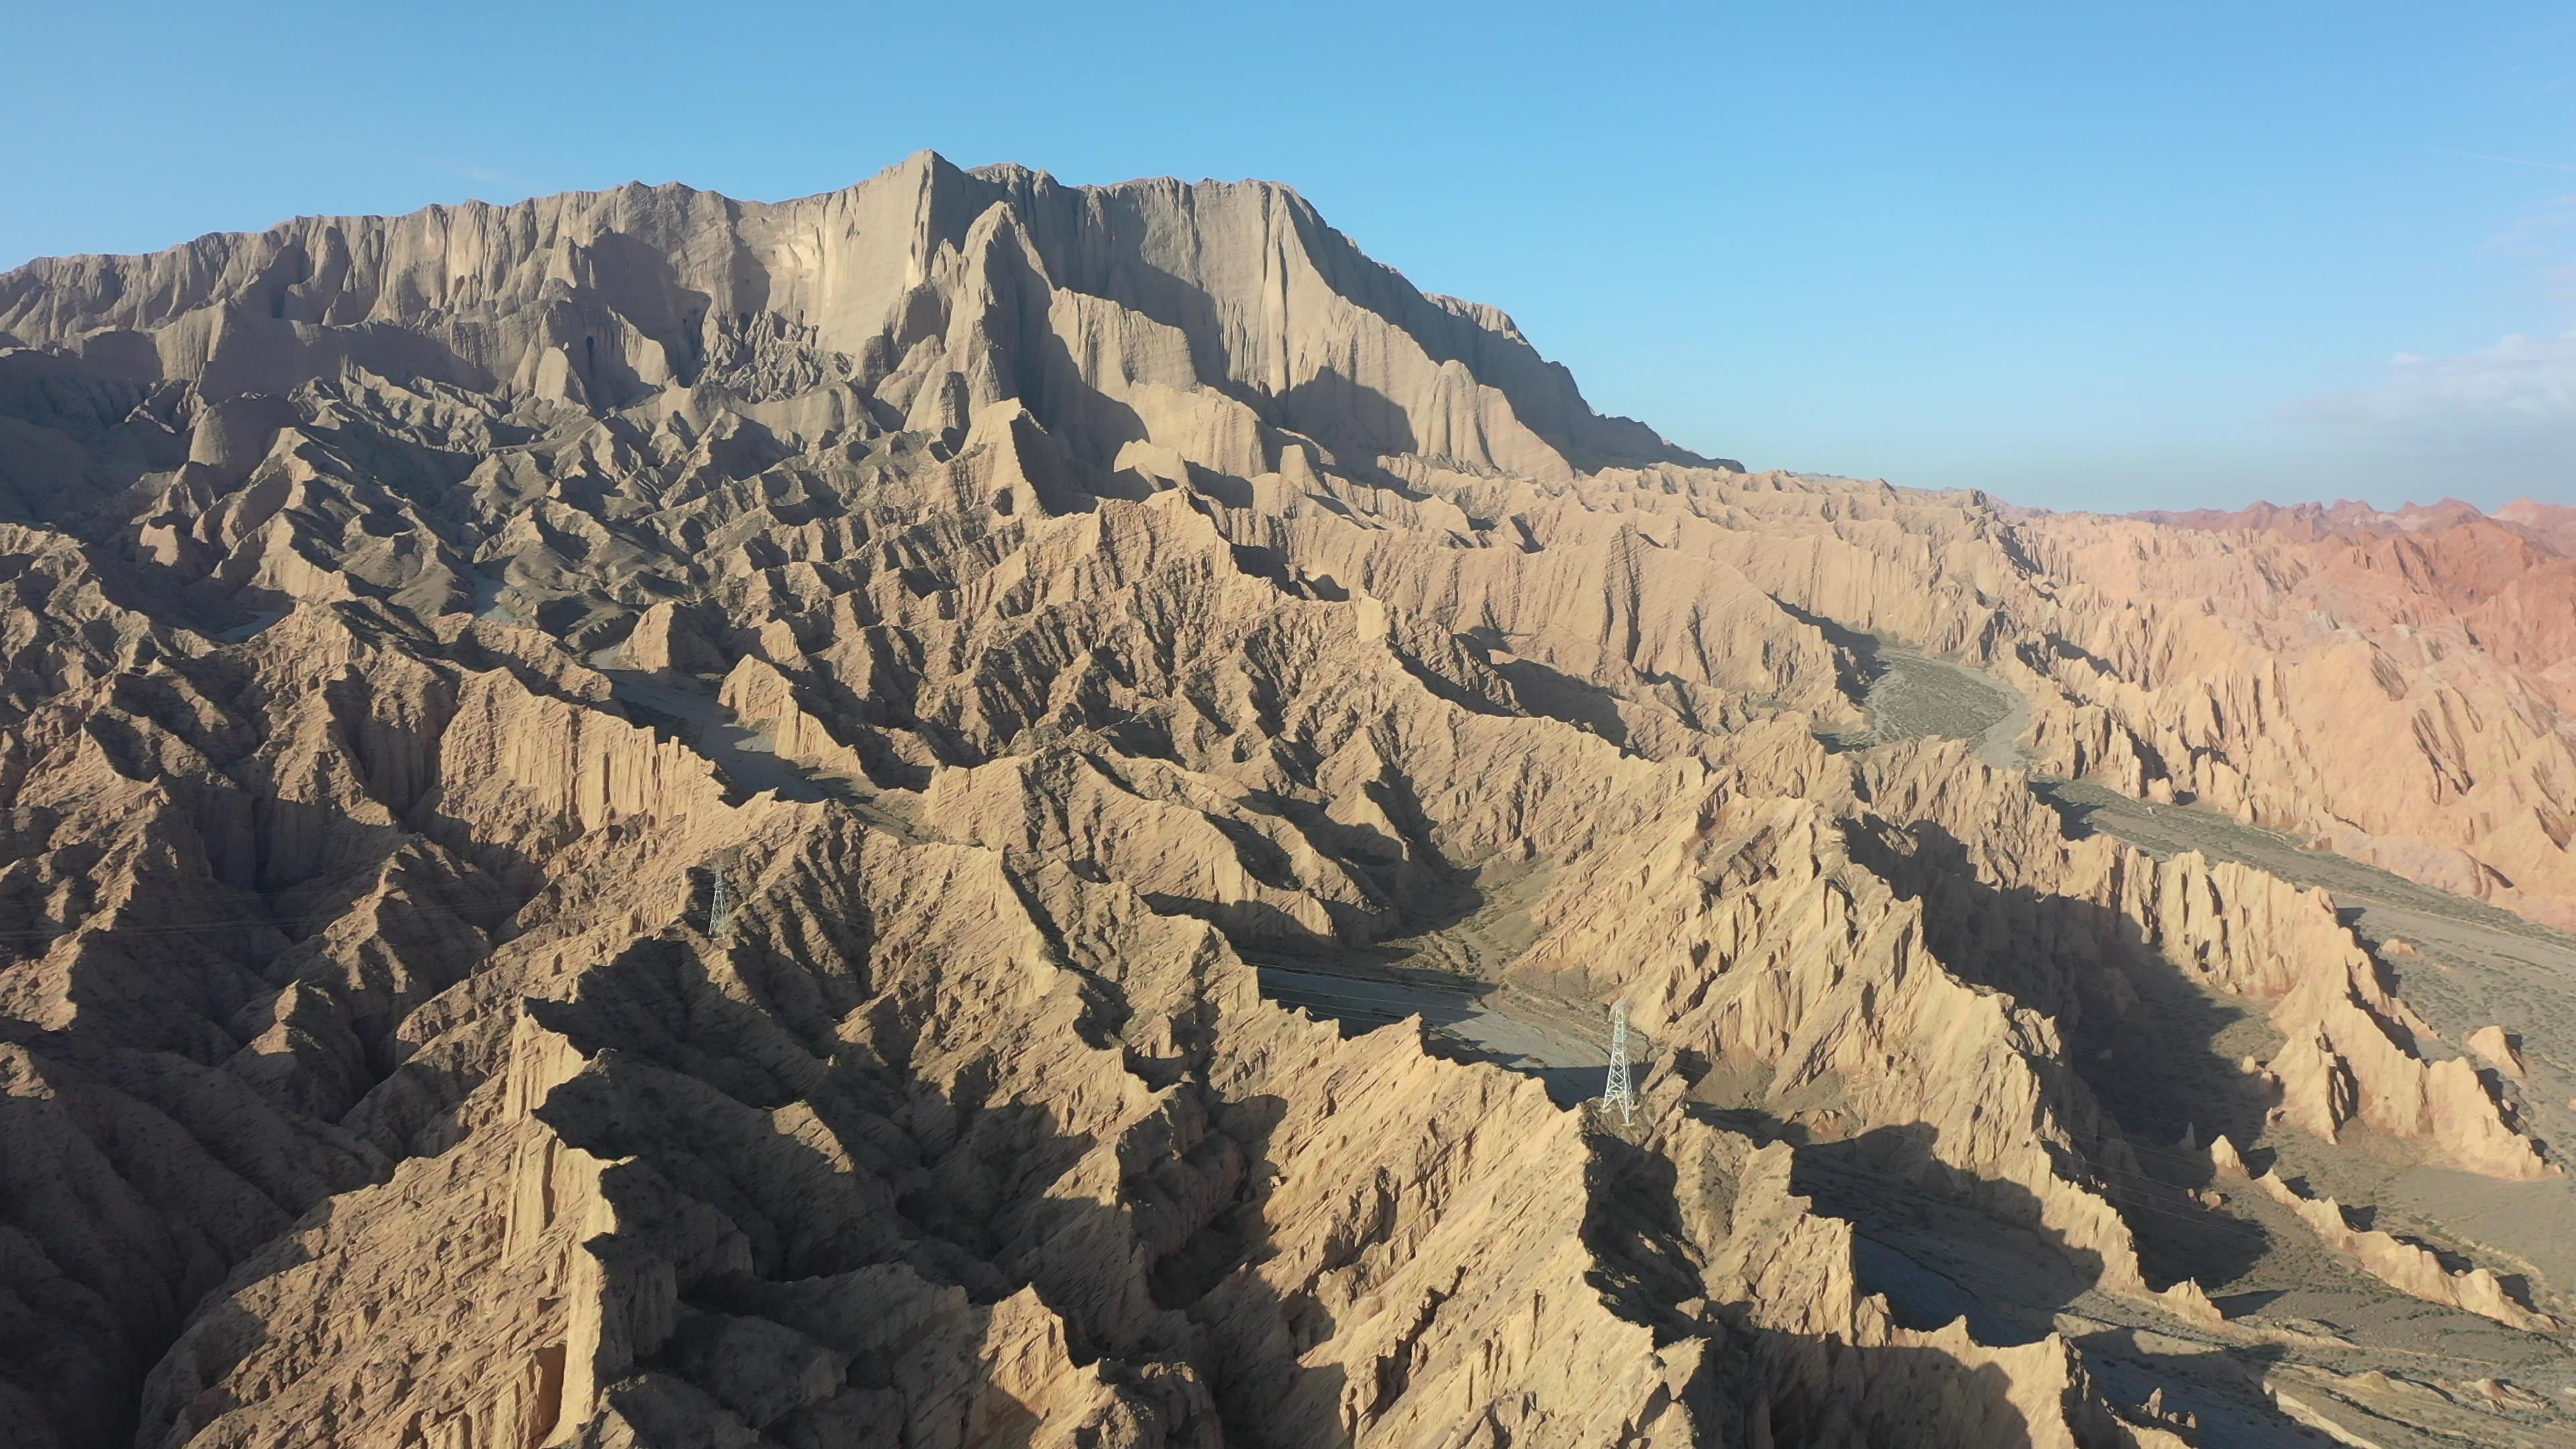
[0,154,2568,1447]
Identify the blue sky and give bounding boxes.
[3,1,2571,513]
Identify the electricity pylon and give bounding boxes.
[708,859,735,941]
[1601,1002,1634,1124]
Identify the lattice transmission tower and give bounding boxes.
[1601,1002,1635,1124]
[707,858,735,941]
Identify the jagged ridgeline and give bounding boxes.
[2,151,2574,1449]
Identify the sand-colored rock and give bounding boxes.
[0,154,2570,1448]
[2469,1024,2529,1081]
[1696,1138,2188,1448]
[2239,1154,2557,1334]
[2014,505,2576,930]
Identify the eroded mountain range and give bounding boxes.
[3,152,2575,1448]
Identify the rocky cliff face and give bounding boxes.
[2009,503,2576,929]
[1,152,2571,1448]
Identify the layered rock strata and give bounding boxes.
[0,152,2569,1447]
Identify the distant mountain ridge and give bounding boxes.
[2121,495,2576,698]
[2135,495,2576,549]
[0,151,1717,486]
[2,152,2575,1449]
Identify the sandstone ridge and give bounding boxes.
[1,157,2571,1448]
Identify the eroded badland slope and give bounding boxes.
[2,152,2573,1448]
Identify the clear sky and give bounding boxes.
[4,1,2571,513]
